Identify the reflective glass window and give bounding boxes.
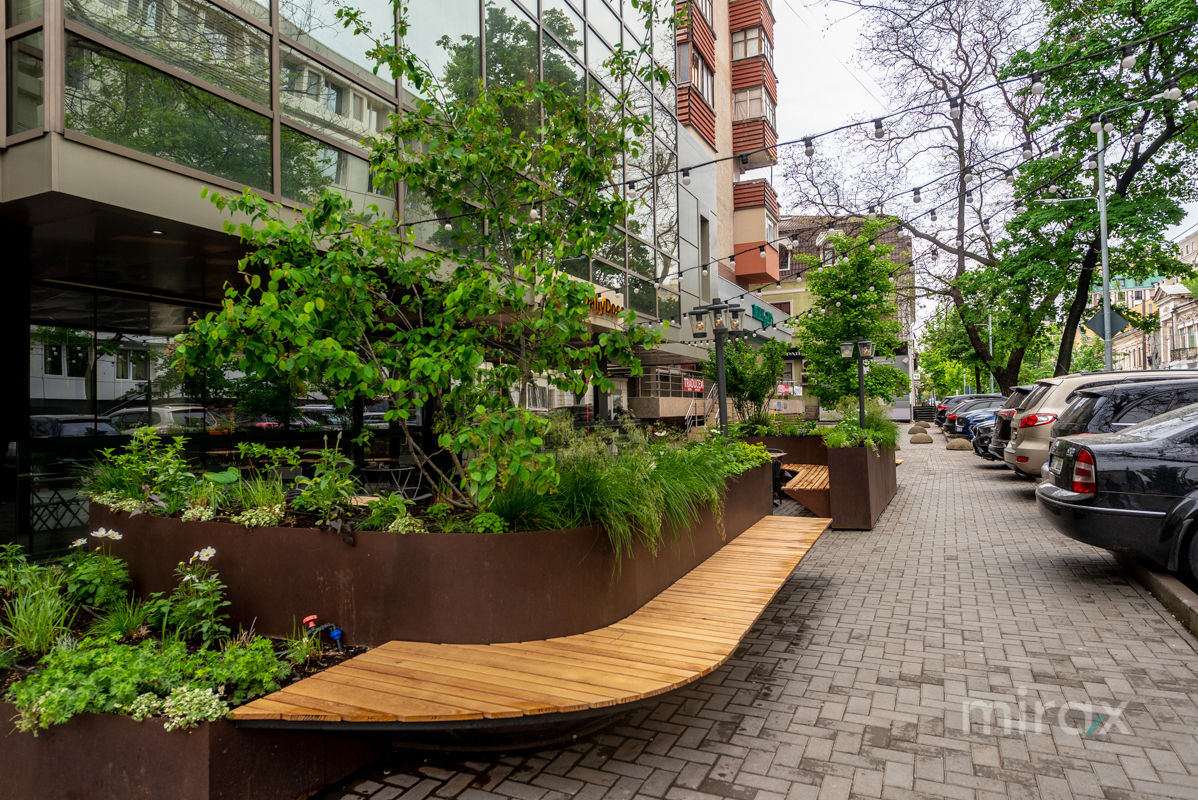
[588,26,615,88]
[592,261,626,293]
[281,126,395,217]
[658,289,680,323]
[403,0,479,101]
[655,159,678,258]
[590,2,622,51]
[543,0,583,60]
[562,257,589,280]
[543,36,585,98]
[281,45,391,151]
[64,34,271,190]
[280,0,397,90]
[629,275,655,315]
[7,31,44,135]
[7,0,42,25]
[66,0,271,107]
[628,238,653,280]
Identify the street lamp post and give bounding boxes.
[686,298,746,439]
[839,339,876,427]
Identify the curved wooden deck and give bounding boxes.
[233,515,827,727]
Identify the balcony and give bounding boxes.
[628,368,708,419]
[729,0,776,39]
[732,118,777,168]
[1171,346,1198,362]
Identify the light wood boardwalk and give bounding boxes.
[233,515,828,725]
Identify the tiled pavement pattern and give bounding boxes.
[318,432,1198,799]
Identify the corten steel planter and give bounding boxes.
[0,701,386,800]
[744,435,828,466]
[827,446,898,530]
[96,464,771,646]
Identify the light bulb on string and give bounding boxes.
[681,169,691,186]
[982,218,991,231]
[1164,83,1183,101]
[867,206,877,219]
[913,187,921,203]
[1004,170,1014,184]
[1022,141,1033,160]
[949,97,961,119]
[1029,73,1045,95]
[930,209,938,222]
[701,263,709,276]
[758,245,766,258]
[1133,129,1144,143]
[1014,199,1027,213]
[443,222,453,231]
[1048,183,1059,195]
[729,256,737,267]
[1187,97,1198,111]
[775,280,781,289]
[1104,122,1114,132]
[966,189,974,203]
[873,119,885,139]
[1086,157,1097,170]
[963,170,974,185]
[1120,46,1137,70]
[530,208,540,221]
[804,138,814,157]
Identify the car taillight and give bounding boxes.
[1019,413,1057,428]
[1071,448,1096,493]
[937,404,947,410]
[947,414,958,420]
[997,409,1014,418]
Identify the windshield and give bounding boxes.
[1118,401,1198,440]
[1020,383,1053,411]
[1002,388,1030,409]
[170,410,210,427]
[1057,395,1100,427]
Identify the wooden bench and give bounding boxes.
[232,515,827,729]
[781,463,831,517]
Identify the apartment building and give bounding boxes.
[0,0,789,547]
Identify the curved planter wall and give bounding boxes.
[96,464,771,646]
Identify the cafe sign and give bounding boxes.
[586,296,623,317]
[682,377,705,392]
[750,304,773,327]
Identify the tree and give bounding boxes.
[173,0,678,508]
[782,0,1042,391]
[700,339,786,428]
[794,220,910,405]
[1007,0,1198,374]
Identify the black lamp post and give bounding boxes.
[839,339,876,427]
[686,298,746,439]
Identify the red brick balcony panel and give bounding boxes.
[731,58,777,102]
[733,180,779,216]
[678,84,716,149]
[729,0,775,41]
[733,241,780,283]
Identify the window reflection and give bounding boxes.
[281,44,391,150]
[403,0,479,102]
[280,0,397,89]
[7,32,44,135]
[281,126,395,217]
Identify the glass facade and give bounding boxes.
[7,31,43,134]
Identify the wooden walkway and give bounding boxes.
[233,515,828,726]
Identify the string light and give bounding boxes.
[913,187,921,203]
[804,138,814,157]
[758,245,766,257]
[530,208,540,221]
[1120,46,1137,70]
[873,119,885,139]
[1029,73,1045,95]
[963,169,974,185]
[681,169,691,186]
[949,96,962,119]
[1004,170,1014,184]
[1022,141,1034,160]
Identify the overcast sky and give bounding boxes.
[769,1,1197,243]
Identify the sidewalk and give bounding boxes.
[320,433,1198,799]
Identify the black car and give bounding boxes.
[935,393,1003,427]
[944,398,1005,436]
[1052,379,1198,439]
[973,420,996,459]
[988,385,1036,462]
[1036,403,1198,580]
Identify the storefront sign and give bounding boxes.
[750,305,773,327]
[586,296,623,317]
[683,377,705,392]
[784,349,803,360]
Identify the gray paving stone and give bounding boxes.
[316,439,1198,800]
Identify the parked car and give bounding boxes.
[988,385,1036,462]
[944,398,1005,436]
[1052,379,1198,442]
[1005,370,1198,478]
[973,420,996,458]
[1036,402,1198,580]
[29,415,121,438]
[108,405,218,434]
[935,394,1002,427]
[959,406,1001,440]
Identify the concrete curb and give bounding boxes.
[1116,554,1198,638]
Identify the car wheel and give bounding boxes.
[1179,527,1198,585]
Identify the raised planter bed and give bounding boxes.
[96,464,771,647]
[0,701,385,800]
[745,434,828,465]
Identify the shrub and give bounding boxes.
[469,512,508,534]
[84,429,196,514]
[292,446,360,528]
[145,550,230,649]
[59,548,129,610]
[360,493,413,532]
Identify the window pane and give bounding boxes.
[590,1,622,50]
[544,32,586,98]
[543,0,583,60]
[403,0,479,101]
[655,154,678,258]
[628,237,653,279]
[65,34,271,191]
[281,126,395,217]
[588,26,616,88]
[658,289,679,323]
[281,45,391,151]
[7,32,44,135]
[592,261,625,292]
[7,0,42,25]
[629,275,655,315]
[281,0,397,90]
[66,0,271,106]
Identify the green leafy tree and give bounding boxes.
[700,339,785,428]
[1007,0,1198,376]
[794,220,910,405]
[174,0,678,508]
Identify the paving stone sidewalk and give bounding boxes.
[318,431,1198,800]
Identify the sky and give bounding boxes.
[768,1,1198,244]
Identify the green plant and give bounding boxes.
[424,502,461,532]
[84,428,197,514]
[469,512,508,534]
[89,597,151,641]
[58,547,129,610]
[293,445,360,529]
[145,549,230,649]
[701,339,786,428]
[485,480,566,533]
[0,571,75,657]
[280,621,323,667]
[7,636,289,732]
[1,543,32,597]
[360,493,413,532]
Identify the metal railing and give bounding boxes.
[630,368,708,399]
[1171,346,1198,362]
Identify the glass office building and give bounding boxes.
[0,0,788,551]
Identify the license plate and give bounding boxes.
[1049,454,1063,475]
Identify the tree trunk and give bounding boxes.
[1053,243,1100,376]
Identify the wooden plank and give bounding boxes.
[232,515,830,725]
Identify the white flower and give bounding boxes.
[196,546,216,562]
[90,527,112,539]
[71,538,87,548]
[107,531,123,541]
